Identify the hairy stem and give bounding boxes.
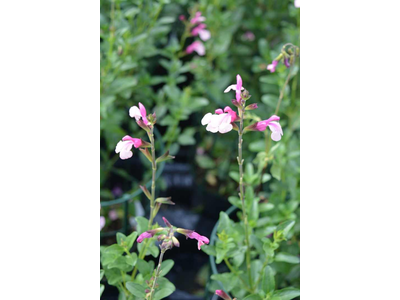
[238,105,253,289]
[149,249,166,300]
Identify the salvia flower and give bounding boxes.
[179,15,186,21]
[201,112,233,134]
[247,115,283,141]
[129,102,148,125]
[215,290,232,300]
[190,11,206,24]
[191,23,211,41]
[186,41,205,56]
[115,135,143,160]
[224,74,244,102]
[137,228,165,243]
[267,60,279,73]
[215,106,238,122]
[177,228,210,250]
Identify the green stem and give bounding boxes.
[149,249,166,300]
[238,105,253,290]
[253,258,269,289]
[148,126,157,230]
[130,126,157,281]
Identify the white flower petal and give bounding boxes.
[129,106,141,120]
[223,84,245,93]
[199,29,211,41]
[120,150,133,160]
[201,113,213,125]
[271,132,282,141]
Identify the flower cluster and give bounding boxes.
[115,102,152,160]
[136,217,210,251]
[201,74,283,141]
[181,11,210,56]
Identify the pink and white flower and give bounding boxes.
[129,102,148,125]
[186,41,205,56]
[190,11,206,24]
[294,0,300,8]
[191,23,211,41]
[224,74,244,102]
[215,106,238,122]
[252,115,283,141]
[267,60,279,73]
[201,112,233,134]
[115,135,143,160]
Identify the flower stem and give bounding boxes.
[149,248,166,300]
[130,125,158,281]
[147,126,157,230]
[238,105,253,290]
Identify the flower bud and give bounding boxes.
[245,103,258,111]
[241,89,251,101]
[215,290,231,300]
[162,217,172,228]
[172,236,180,247]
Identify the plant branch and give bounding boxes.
[238,104,253,290]
[149,249,166,300]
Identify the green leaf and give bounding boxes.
[273,287,300,300]
[108,256,134,272]
[147,242,160,258]
[259,203,274,212]
[100,284,105,297]
[136,217,149,234]
[229,171,240,182]
[210,272,238,292]
[104,244,125,255]
[136,258,151,275]
[271,163,282,181]
[159,259,174,277]
[126,282,147,298]
[196,155,216,169]
[228,196,241,208]
[100,269,105,281]
[276,220,295,238]
[154,287,175,300]
[275,253,300,264]
[201,245,217,256]
[262,266,275,294]
[243,294,263,300]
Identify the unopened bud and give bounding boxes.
[245,103,258,110]
[215,290,231,300]
[162,217,172,228]
[172,236,180,247]
[241,89,251,101]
